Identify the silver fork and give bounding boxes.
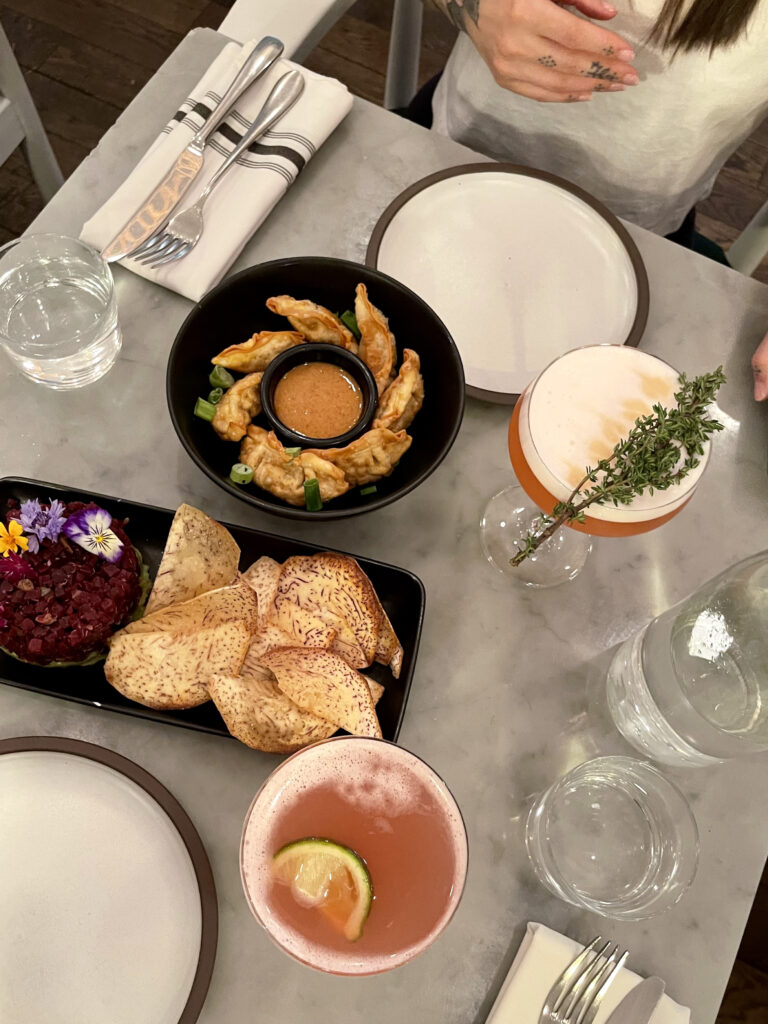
[539,937,629,1024]
[133,69,305,268]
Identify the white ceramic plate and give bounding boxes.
[0,737,217,1024]
[367,165,648,403]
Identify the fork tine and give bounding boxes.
[562,945,619,1023]
[127,229,165,260]
[142,237,185,266]
[575,950,628,1024]
[553,940,610,1015]
[134,233,176,263]
[149,242,192,267]
[563,946,626,1024]
[548,937,602,1011]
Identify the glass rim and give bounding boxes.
[0,232,107,267]
[521,344,712,515]
[238,736,469,975]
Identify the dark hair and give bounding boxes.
[650,0,762,52]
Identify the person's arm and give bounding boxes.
[429,0,638,103]
[752,331,768,400]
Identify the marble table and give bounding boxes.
[2,27,768,1024]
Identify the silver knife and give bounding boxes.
[101,36,284,263]
[602,977,665,1024]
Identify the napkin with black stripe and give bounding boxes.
[81,40,353,301]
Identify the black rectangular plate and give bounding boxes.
[0,478,424,744]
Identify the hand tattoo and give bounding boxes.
[602,46,616,57]
[581,60,618,81]
[538,55,557,67]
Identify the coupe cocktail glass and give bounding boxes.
[240,736,468,975]
[481,345,710,587]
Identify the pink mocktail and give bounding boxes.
[240,737,468,975]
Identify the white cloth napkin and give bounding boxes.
[487,923,690,1024]
[81,39,353,301]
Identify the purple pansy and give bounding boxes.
[63,507,124,563]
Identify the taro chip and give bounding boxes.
[261,647,382,739]
[242,556,282,622]
[208,668,339,754]
[276,553,382,669]
[145,504,240,615]
[105,621,250,709]
[124,579,258,636]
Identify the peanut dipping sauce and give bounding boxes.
[273,361,364,439]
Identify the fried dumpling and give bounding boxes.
[212,372,263,442]
[240,426,350,506]
[355,283,397,395]
[240,426,305,504]
[212,331,304,372]
[266,295,357,353]
[373,349,424,432]
[305,427,412,487]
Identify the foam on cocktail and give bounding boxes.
[517,346,709,524]
[240,738,467,975]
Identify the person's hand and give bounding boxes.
[752,331,768,400]
[455,0,639,103]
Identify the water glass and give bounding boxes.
[606,551,768,767]
[0,234,121,389]
[524,756,698,919]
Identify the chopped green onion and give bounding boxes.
[208,387,224,405]
[304,477,322,512]
[230,463,254,485]
[340,309,361,340]
[284,446,301,459]
[194,397,216,422]
[359,485,377,496]
[209,365,235,389]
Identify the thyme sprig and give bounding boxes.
[510,367,726,567]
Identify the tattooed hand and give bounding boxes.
[431,0,639,103]
[752,331,768,400]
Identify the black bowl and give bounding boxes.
[167,257,465,521]
[260,342,379,449]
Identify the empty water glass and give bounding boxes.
[524,756,698,920]
[0,234,121,389]
[606,551,768,767]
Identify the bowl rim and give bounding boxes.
[260,341,379,449]
[166,255,466,521]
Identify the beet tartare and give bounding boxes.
[0,499,144,666]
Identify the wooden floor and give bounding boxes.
[1,2,767,1018]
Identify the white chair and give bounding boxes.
[0,20,63,202]
[727,201,768,276]
[219,0,423,110]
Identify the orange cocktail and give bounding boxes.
[508,345,709,538]
[240,737,467,975]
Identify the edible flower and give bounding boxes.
[19,497,67,553]
[0,520,29,558]
[0,551,35,582]
[63,506,123,563]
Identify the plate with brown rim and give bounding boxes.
[366,163,649,404]
[0,735,217,1024]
